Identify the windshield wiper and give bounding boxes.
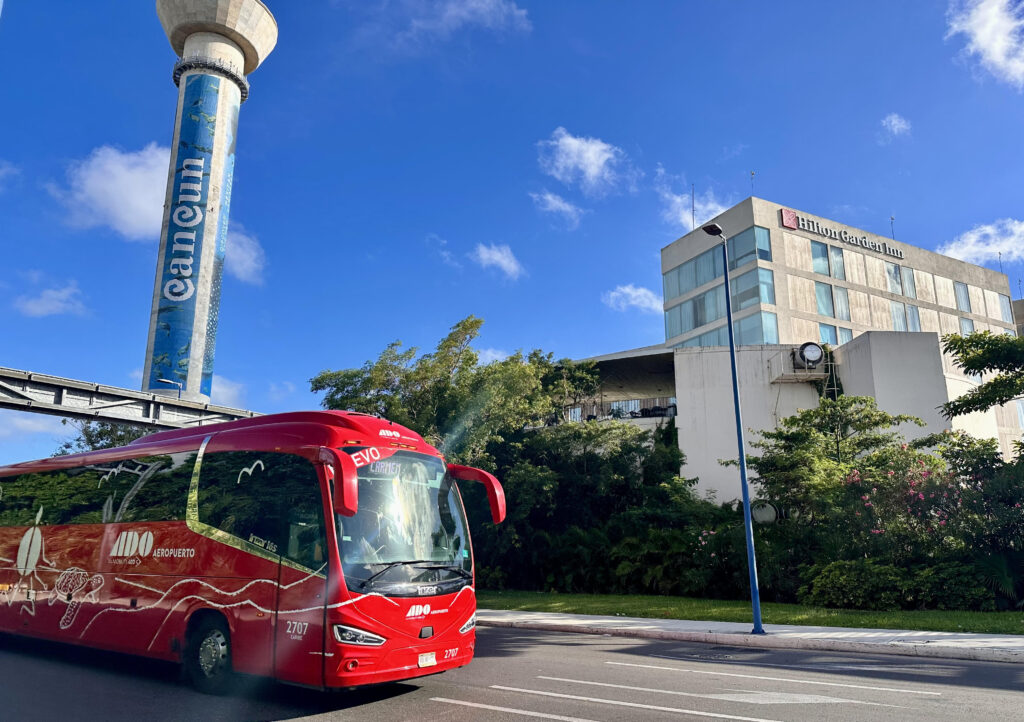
[412,562,472,580]
[359,559,436,589]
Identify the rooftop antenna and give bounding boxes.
[998,251,1004,274]
[750,171,755,195]
[889,215,895,240]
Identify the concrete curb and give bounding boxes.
[478,619,1024,665]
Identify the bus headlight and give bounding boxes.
[333,624,387,646]
[459,613,476,634]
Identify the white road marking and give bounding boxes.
[658,655,956,675]
[537,676,897,707]
[491,685,784,722]
[606,661,942,696]
[432,698,600,721]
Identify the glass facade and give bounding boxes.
[901,267,917,299]
[999,294,1013,323]
[959,317,975,335]
[834,286,851,322]
[819,323,838,345]
[886,262,903,295]
[891,300,908,331]
[663,225,772,304]
[732,268,775,310]
[907,304,921,332]
[954,281,971,312]
[815,281,835,317]
[811,241,830,275]
[665,267,775,340]
[674,311,779,348]
[829,246,846,280]
[838,327,853,345]
[811,240,846,280]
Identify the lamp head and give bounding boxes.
[702,223,724,237]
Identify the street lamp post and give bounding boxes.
[702,222,765,635]
[156,377,183,400]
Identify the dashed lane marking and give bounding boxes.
[432,698,600,721]
[490,685,783,722]
[537,676,900,707]
[606,661,943,696]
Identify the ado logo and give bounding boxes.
[378,429,400,439]
[110,530,154,558]
[406,604,431,619]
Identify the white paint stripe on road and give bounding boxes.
[537,676,898,707]
[607,661,942,696]
[491,685,783,722]
[431,697,600,722]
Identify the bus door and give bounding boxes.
[273,501,329,687]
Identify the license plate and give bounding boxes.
[418,652,437,668]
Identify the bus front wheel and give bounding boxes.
[185,616,234,695]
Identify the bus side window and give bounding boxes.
[117,453,195,523]
[275,457,325,571]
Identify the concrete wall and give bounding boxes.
[673,344,821,500]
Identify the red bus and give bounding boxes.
[0,410,505,693]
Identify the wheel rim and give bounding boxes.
[197,629,228,678]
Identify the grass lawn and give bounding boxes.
[477,590,1024,635]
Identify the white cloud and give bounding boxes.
[54,143,168,240]
[14,281,86,317]
[937,218,1024,264]
[427,233,462,268]
[537,127,634,196]
[880,113,912,143]
[476,348,510,364]
[226,224,267,285]
[654,166,730,232]
[0,410,67,439]
[0,159,19,191]
[211,374,246,408]
[399,0,531,43]
[268,381,297,401]
[528,190,585,229]
[948,0,1024,88]
[470,243,524,280]
[602,284,663,314]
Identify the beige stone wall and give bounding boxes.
[939,312,960,335]
[849,289,871,326]
[984,289,1002,321]
[846,250,867,286]
[790,316,820,341]
[870,295,893,329]
[788,275,817,314]
[784,232,812,273]
[934,275,956,308]
[968,284,986,317]
[864,255,887,292]
[919,307,940,334]
[914,269,936,303]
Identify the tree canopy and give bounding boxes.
[941,331,1024,418]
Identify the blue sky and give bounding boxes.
[2,1,1023,464]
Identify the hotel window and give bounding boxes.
[891,300,908,331]
[819,323,838,346]
[815,281,835,317]
[959,317,975,335]
[954,281,971,312]
[885,262,903,295]
[663,246,726,302]
[901,267,917,299]
[838,327,853,345]
[673,311,779,348]
[833,286,851,322]
[829,246,846,281]
[664,284,727,339]
[907,304,921,332]
[1017,400,1024,429]
[728,226,772,270]
[731,268,775,310]
[811,241,830,275]
[999,294,1013,324]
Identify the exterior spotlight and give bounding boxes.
[702,223,724,236]
[793,341,825,370]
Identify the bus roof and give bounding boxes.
[0,410,437,477]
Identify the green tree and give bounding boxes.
[55,419,149,455]
[941,331,1024,418]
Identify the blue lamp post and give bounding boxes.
[702,222,765,635]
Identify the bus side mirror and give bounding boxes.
[447,464,506,524]
[319,447,358,517]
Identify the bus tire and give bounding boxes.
[184,615,234,695]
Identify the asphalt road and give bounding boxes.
[2,627,1022,721]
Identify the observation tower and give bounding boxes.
[142,0,277,402]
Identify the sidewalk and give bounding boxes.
[477,609,1024,664]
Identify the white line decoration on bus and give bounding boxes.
[8,507,56,617]
[236,460,265,485]
[48,568,104,629]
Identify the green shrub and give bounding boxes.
[798,559,910,610]
[913,562,996,611]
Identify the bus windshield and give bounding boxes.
[336,449,473,596]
